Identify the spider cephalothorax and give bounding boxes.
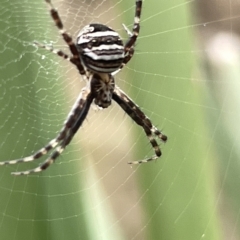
[91,73,115,108]
[0,0,167,175]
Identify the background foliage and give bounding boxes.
[1,0,240,239]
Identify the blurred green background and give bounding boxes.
[1,0,240,239]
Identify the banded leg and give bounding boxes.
[0,88,92,175]
[124,0,142,55]
[44,0,86,75]
[13,92,94,175]
[113,86,167,164]
[120,48,135,70]
[34,41,71,61]
[118,24,135,70]
[113,87,167,142]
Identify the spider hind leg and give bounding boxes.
[11,145,64,176]
[0,138,59,167]
[113,87,167,165]
[1,88,93,175]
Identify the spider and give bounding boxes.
[0,0,167,175]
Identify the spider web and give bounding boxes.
[1,0,240,239]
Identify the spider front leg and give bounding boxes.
[113,87,167,164]
[119,0,142,69]
[44,0,86,75]
[34,41,86,76]
[123,0,142,57]
[34,41,71,61]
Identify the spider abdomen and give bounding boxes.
[77,23,124,73]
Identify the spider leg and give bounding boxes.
[0,139,59,166]
[11,145,64,175]
[44,0,86,75]
[34,41,71,61]
[34,41,85,70]
[11,88,94,175]
[120,48,135,70]
[0,89,85,167]
[113,86,167,164]
[124,0,142,54]
[113,87,167,141]
[121,0,142,68]
[0,87,92,175]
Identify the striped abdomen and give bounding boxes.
[76,23,124,73]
